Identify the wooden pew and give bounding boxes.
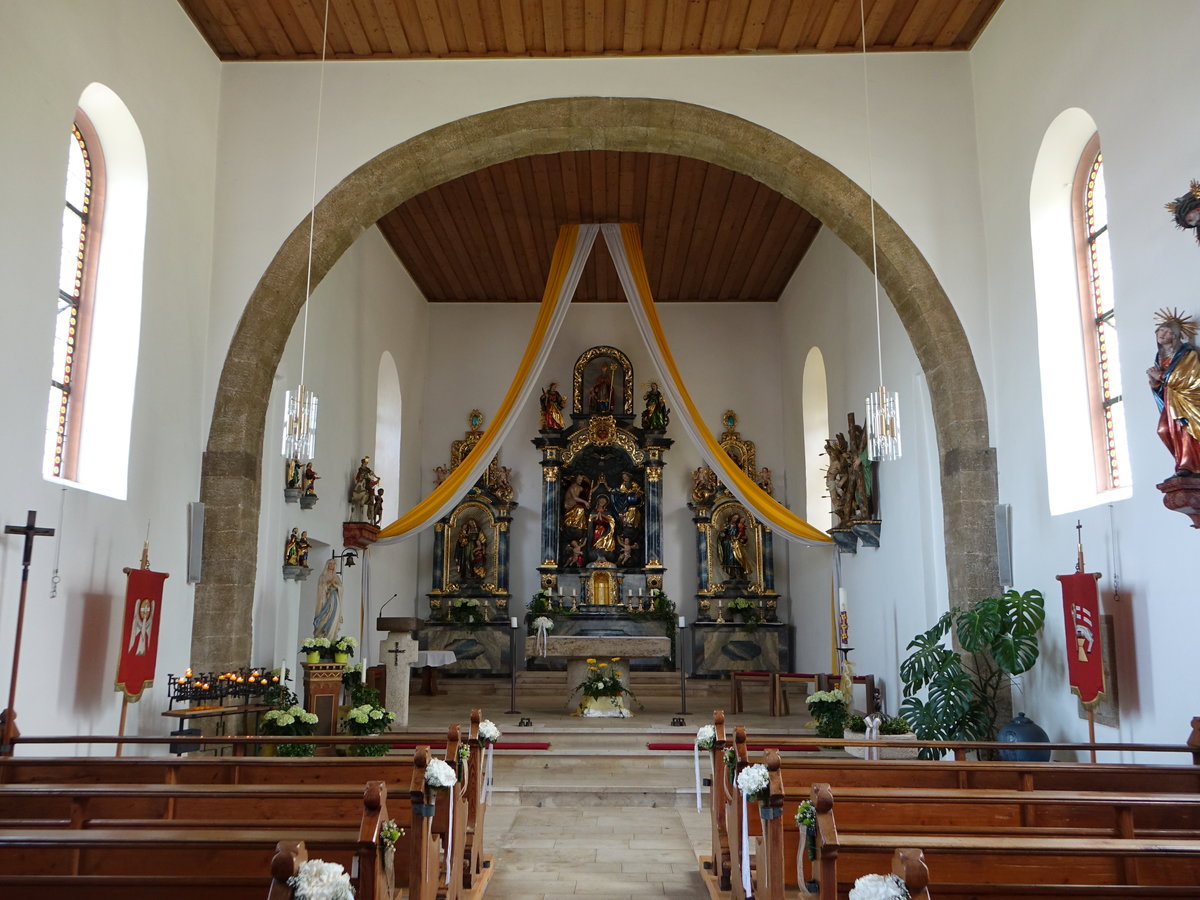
[408,746,443,900]
[0,780,393,899]
[704,709,732,891]
[811,782,1200,899]
[462,709,491,890]
[267,840,307,900]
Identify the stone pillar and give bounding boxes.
[431,522,446,592]
[534,440,563,588]
[380,632,419,728]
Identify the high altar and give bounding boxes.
[530,346,675,668]
[420,411,517,676]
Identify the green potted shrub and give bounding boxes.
[805,688,848,738]
[844,713,917,759]
[898,588,1045,759]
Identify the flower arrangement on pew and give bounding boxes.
[849,872,911,900]
[289,858,354,900]
[479,719,502,744]
[735,762,770,803]
[795,799,817,859]
[806,688,848,739]
[695,724,716,751]
[425,756,458,797]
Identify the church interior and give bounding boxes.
[4,1,1200,896]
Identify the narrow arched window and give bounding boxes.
[45,113,104,480]
[1072,135,1129,491]
[802,346,832,532]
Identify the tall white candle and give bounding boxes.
[510,617,519,629]
[838,587,847,613]
[678,616,686,628]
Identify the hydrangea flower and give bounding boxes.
[478,719,501,743]
[288,858,354,900]
[695,724,716,750]
[848,873,910,900]
[425,757,458,789]
[736,763,770,799]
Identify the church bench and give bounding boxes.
[0,781,405,830]
[809,781,1200,899]
[0,779,394,898]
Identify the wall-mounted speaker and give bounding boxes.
[187,501,204,584]
[995,503,1013,588]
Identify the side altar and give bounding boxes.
[527,346,676,670]
[421,411,516,677]
[687,411,787,674]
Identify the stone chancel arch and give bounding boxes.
[194,97,999,669]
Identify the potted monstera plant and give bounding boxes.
[898,588,1045,759]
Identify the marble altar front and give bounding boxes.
[538,635,671,710]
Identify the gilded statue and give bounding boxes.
[588,495,617,560]
[1148,308,1200,478]
[454,518,488,583]
[540,382,566,430]
[718,513,751,580]
[613,471,644,529]
[562,474,591,530]
[641,382,669,431]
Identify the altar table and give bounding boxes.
[413,650,457,696]
[538,636,671,712]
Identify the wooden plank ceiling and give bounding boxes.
[179,0,1003,60]
[376,151,821,302]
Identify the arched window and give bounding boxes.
[374,352,402,525]
[45,113,103,480]
[1030,110,1131,514]
[43,84,147,499]
[802,346,832,531]
[1072,135,1128,492]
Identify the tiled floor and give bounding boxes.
[483,805,710,899]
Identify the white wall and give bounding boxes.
[0,1,220,743]
[973,0,1200,754]
[779,230,947,712]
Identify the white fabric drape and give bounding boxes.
[740,786,753,897]
[601,224,833,547]
[376,225,598,544]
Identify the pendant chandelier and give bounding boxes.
[281,0,331,464]
[858,0,902,462]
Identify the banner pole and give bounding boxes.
[1087,709,1097,764]
[116,697,129,757]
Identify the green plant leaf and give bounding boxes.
[926,667,975,726]
[955,600,1003,653]
[989,630,1039,675]
[999,588,1046,636]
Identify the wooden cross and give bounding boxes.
[2,511,56,754]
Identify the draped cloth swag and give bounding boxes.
[376,222,831,548]
[601,223,831,546]
[376,225,598,543]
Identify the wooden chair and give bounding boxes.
[730,671,776,716]
[816,672,878,713]
[774,673,820,716]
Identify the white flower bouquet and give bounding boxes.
[848,873,910,900]
[478,719,502,744]
[735,762,771,802]
[425,756,458,790]
[289,858,354,900]
[695,724,716,750]
[532,615,554,631]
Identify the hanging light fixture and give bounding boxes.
[858,0,902,462]
[281,0,332,464]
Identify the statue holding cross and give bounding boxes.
[2,510,55,755]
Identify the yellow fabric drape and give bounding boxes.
[602,223,833,546]
[376,225,597,542]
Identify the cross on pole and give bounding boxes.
[2,510,56,755]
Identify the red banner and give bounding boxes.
[114,568,169,702]
[1057,571,1106,707]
